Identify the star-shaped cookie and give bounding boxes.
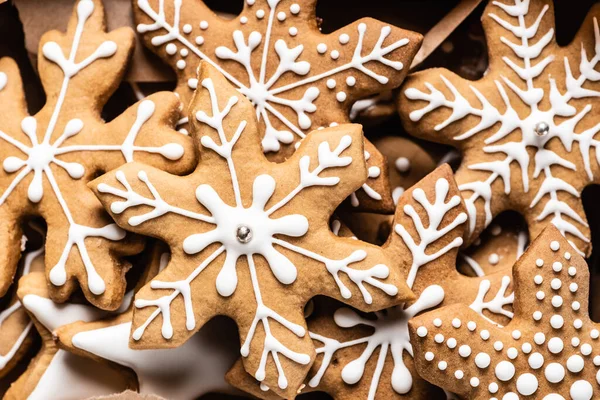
[132,0,424,212]
[0,0,195,310]
[399,0,600,256]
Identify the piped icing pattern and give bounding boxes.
[401,0,600,255]
[92,65,409,396]
[0,0,191,308]
[133,0,422,211]
[410,227,599,399]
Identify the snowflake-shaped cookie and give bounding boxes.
[409,226,600,399]
[0,0,194,310]
[133,0,423,212]
[399,0,600,255]
[90,64,413,397]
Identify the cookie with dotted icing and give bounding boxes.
[132,0,423,213]
[0,0,195,310]
[223,165,516,399]
[409,225,599,399]
[399,0,600,256]
[0,223,45,379]
[5,271,133,400]
[90,64,413,397]
[459,213,529,278]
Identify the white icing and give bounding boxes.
[404,1,600,254]
[98,78,396,389]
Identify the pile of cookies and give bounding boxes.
[0,0,599,399]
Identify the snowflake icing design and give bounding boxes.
[133,0,421,211]
[305,168,516,399]
[92,65,411,396]
[401,0,600,255]
[0,0,192,308]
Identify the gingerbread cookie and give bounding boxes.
[5,271,132,400]
[0,0,195,310]
[399,0,600,256]
[132,0,424,213]
[0,222,44,378]
[225,165,516,399]
[409,226,600,399]
[90,64,413,397]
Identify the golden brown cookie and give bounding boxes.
[0,0,195,310]
[399,0,600,256]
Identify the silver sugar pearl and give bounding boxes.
[534,121,550,137]
[236,225,252,243]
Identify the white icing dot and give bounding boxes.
[533,311,543,321]
[470,377,479,387]
[166,43,177,55]
[475,353,491,368]
[568,267,577,276]
[199,20,208,30]
[434,334,444,343]
[326,79,336,89]
[536,291,545,300]
[544,362,565,383]
[467,321,477,331]
[455,370,464,379]
[339,34,350,44]
[593,356,600,366]
[570,283,578,292]
[289,27,298,36]
[550,315,564,329]
[572,337,580,347]
[488,253,499,265]
[336,92,347,102]
[180,48,189,57]
[452,318,462,328]
[438,361,447,370]
[256,9,265,19]
[495,361,515,381]
[547,337,564,354]
[481,330,490,340]
[516,373,538,396]
[182,24,192,34]
[521,343,532,354]
[507,347,518,359]
[490,224,502,235]
[489,382,499,393]
[240,16,248,24]
[459,345,471,358]
[247,0,255,4]
[551,295,563,307]
[417,326,428,337]
[433,318,442,327]
[534,332,546,345]
[570,380,593,400]
[536,258,544,267]
[572,301,581,311]
[317,43,327,54]
[552,261,563,272]
[528,352,544,369]
[494,341,504,351]
[176,60,186,69]
[447,338,457,349]
[512,330,521,340]
[581,343,592,355]
[395,157,411,173]
[277,11,286,21]
[534,275,543,285]
[565,251,571,259]
[290,4,300,14]
[574,319,583,329]
[187,78,198,89]
[346,76,356,86]
[425,352,434,361]
[591,329,599,339]
[330,50,340,60]
[550,241,560,251]
[195,36,204,45]
[567,355,584,373]
[550,278,562,290]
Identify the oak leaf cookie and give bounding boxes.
[224,165,516,399]
[0,0,195,310]
[399,0,600,256]
[409,226,599,399]
[0,223,44,378]
[5,271,132,400]
[90,64,413,397]
[132,0,423,213]
[56,244,241,400]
